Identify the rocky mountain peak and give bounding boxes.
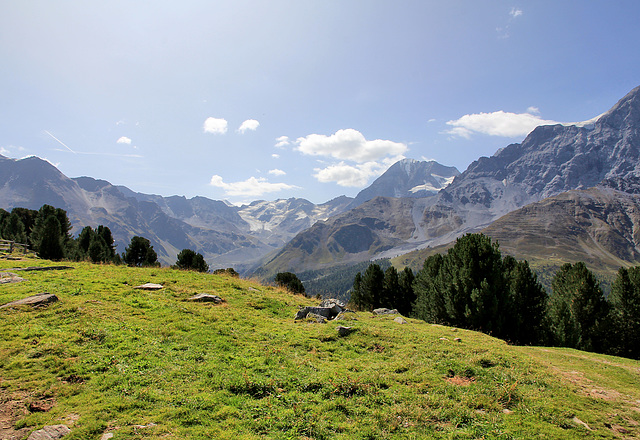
[348,159,460,209]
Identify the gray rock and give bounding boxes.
[0,293,58,309]
[319,298,346,309]
[372,308,398,315]
[100,434,114,440]
[337,326,355,336]
[305,313,327,323]
[394,316,408,324]
[133,283,163,290]
[0,272,25,284]
[295,306,340,320]
[27,425,70,440]
[187,293,224,304]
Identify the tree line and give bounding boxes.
[350,233,640,360]
[0,204,211,272]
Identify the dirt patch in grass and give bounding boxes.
[445,376,475,386]
[0,386,31,440]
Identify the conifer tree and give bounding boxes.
[123,236,158,267]
[175,248,209,273]
[37,215,65,260]
[397,267,415,316]
[608,266,640,359]
[548,262,608,351]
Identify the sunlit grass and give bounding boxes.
[1,257,639,439]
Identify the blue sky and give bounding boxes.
[1,1,639,204]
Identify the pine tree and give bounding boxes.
[382,266,399,309]
[37,215,64,260]
[412,253,445,323]
[502,256,548,344]
[122,236,158,267]
[548,262,608,351]
[608,267,640,359]
[175,248,209,273]
[397,267,415,316]
[360,263,385,310]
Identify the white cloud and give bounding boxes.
[0,147,10,155]
[269,169,286,176]
[296,129,407,163]
[510,7,523,18]
[313,156,402,187]
[203,117,228,134]
[117,136,132,144]
[446,110,559,138]
[209,175,298,197]
[272,153,280,159]
[526,106,540,115]
[275,136,290,148]
[238,119,260,133]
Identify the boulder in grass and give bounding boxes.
[187,293,225,304]
[27,425,70,440]
[133,283,163,290]
[337,326,355,336]
[394,316,408,324]
[0,293,58,309]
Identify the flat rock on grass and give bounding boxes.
[187,293,224,304]
[0,293,58,309]
[133,283,163,290]
[27,425,70,440]
[373,308,398,315]
[0,272,25,284]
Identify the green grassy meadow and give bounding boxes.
[1,257,639,439]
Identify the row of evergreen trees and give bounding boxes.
[350,233,640,360]
[0,204,158,266]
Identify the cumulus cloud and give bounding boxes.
[510,7,523,18]
[209,175,298,197]
[238,119,260,133]
[117,136,132,144]
[268,169,286,176]
[203,117,228,134]
[446,110,559,139]
[296,129,407,163]
[272,153,280,159]
[313,157,402,187]
[275,136,290,148]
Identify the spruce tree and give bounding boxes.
[608,267,640,359]
[382,266,399,309]
[548,262,608,351]
[37,215,64,260]
[123,236,158,267]
[397,267,415,316]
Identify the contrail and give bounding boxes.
[44,130,76,154]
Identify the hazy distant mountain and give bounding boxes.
[0,154,352,270]
[257,85,640,277]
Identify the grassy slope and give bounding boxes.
[1,258,639,439]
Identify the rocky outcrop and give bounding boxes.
[0,293,58,309]
[295,298,348,321]
[187,293,225,304]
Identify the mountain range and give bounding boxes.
[2,85,640,283]
[259,85,640,278]
[0,153,458,271]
